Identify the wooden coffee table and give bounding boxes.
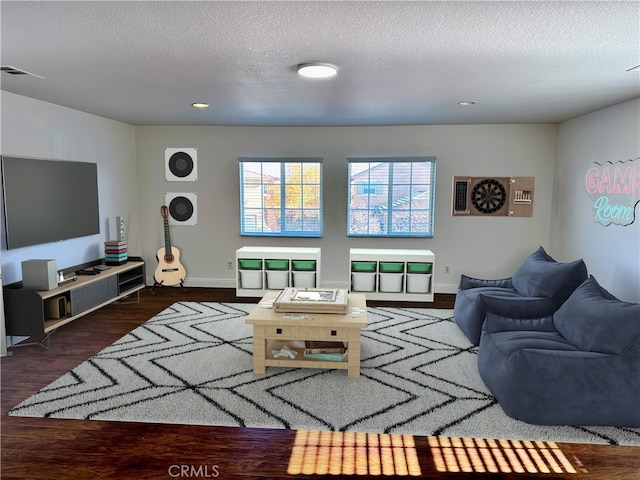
[245,291,368,377]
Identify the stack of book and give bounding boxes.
[104,240,128,265]
[303,341,347,361]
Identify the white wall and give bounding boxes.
[0,92,564,296]
[552,98,640,302]
[3,91,636,352]
[136,124,557,293]
[0,92,139,284]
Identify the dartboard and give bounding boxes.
[471,179,507,214]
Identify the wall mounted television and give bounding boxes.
[1,155,100,249]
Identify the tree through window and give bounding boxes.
[239,158,323,237]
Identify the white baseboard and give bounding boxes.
[435,283,458,295]
[146,277,458,295]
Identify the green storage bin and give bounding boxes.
[265,259,289,270]
[351,261,376,272]
[291,260,316,271]
[238,258,262,270]
[379,262,404,273]
[407,262,433,274]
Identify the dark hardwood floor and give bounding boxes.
[2,287,638,479]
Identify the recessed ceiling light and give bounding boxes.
[458,100,478,106]
[297,63,338,78]
[191,102,209,109]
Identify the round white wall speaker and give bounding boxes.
[165,148,197,181]
[164,192,197,226]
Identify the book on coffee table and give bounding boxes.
[303,351,348,362]
[273,288,348,313]
[304,340,347,354]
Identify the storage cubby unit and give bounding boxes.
[236,246,321,297]
[349,248,435,301]
[3,258,146,344]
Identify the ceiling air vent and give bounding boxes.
[0,65,45,79]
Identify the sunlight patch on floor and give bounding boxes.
[287,430,421,476]
[287,430,583,476]
[429,436,581,474]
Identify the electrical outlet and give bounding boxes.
[444,265,450,274]
[227,261,233,269]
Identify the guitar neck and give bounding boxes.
[163,218,173,260]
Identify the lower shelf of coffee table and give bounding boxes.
[264,339,349,370]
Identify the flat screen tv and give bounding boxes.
[1,156,100,249]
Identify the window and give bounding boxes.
[347,157,436,237]
[239,158,323,237]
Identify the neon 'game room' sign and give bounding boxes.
[585,158,640,226]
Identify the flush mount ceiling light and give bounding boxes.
[297,62,338,78]
[191,102,209,109]
[458,100,478,106]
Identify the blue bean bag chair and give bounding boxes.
[478,276,640,426]
[454,246,588,345]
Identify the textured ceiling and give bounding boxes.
[1,1,639,126]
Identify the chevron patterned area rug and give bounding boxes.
[9,302,640,446]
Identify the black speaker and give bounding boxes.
[165,148,197,181]
[164,192,197,225]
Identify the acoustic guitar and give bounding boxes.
[154,205,186,288]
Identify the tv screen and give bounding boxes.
[1,156,100,249]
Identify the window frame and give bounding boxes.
[347,156,436,238]
[239,157,323,237]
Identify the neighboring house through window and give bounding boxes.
[348,157,436,237]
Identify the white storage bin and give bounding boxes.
[406,273,431,293]
[266,270,289,289]
[351,272,376,292]
[379,273,403,293]
[292,271,316,288]
[239,269,263,289]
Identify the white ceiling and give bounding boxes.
[1,1,639,126]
